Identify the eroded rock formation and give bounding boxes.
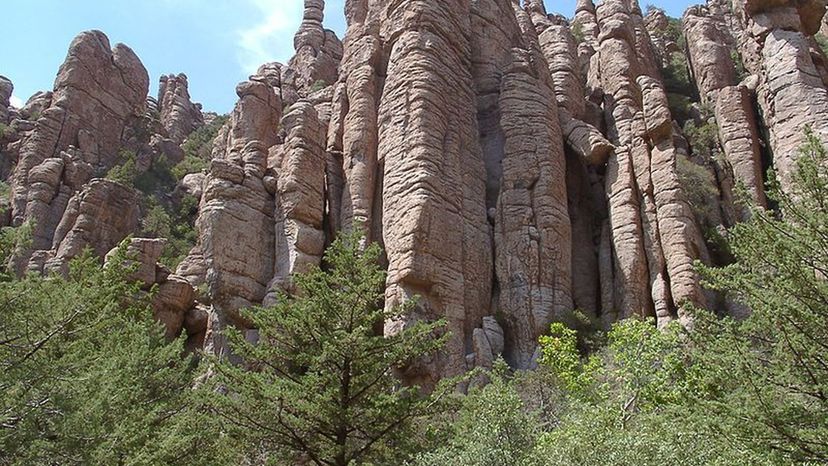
[8,0,828,385]
[158,73,204,144]
[8,30,150,274]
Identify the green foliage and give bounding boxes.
[0,123,11,140]
[171,153,207,180]
[198,230,450,466]
[667,92,693,123]
[0,180,11,217]
[676,155,719,219]
[656,13,695,122]
[816,34,828,59]
[731,49,747,82]
[139,194,198,270]
[662,51,693,97]
[160,194,199,269]
[571,21,584,45]
[412,361,543,466]
[106,150,177,195]
[142,202,172,238]
[135,155,176,195]
[683,108,721,160]
[175,115,228,180]
[106,149,139,187]
[679,110,722,221]
[692,128,828,463]
[532,319,771,465]
[4,130,828,465]
[538,323,599,395]
[106,144,199,270]
[0,220,32,281]
[665,17,685,50]
[309,79,328,93]
[0,242,200,465]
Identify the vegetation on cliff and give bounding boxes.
[2,135,828,464]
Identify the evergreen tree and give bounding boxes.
[692,129,828,463]
[200,231,448,466]
[411,360,543,466]
[0,241,201,465]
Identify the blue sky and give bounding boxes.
[1,0,694,113]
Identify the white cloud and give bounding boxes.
[237,0,304,74]
[9,95,23,108]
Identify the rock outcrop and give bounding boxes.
[158,73,204,144]
[105,238,202,344]
[0,76,12,124]
[282,0,344,105]
[731,0,828,189]
[9,30,149,272]
[9,0,828,384]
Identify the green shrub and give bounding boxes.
[571,21,584,44]
[134,155,175,195]
[105,150,139,187]
[174,115,228,181]
[676,155,718,219]
[662,52,693,97]
[309,79,327,93]
[0,243,200,464]
[158,194,199,269]
[683,112,720,160]
[731,49,747,82]
[816,33,828,58]
[171,154,207,180]
[141,202,172,239]
[199,230,449,465]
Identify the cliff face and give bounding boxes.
[4,0,828,383]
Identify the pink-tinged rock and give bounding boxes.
[104,237,166,288]
[714,85,767,210]
[152,275,197,339]
[9,31,148,270]
[494,48,572,369]
[44,179,140,275]
[379,0,491,384]
[268,102,327,295]
[158,74,204,144]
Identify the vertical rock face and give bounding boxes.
[271,102,327,294]
[195,78,282,321]
[644,8,679,69]
[681,5,767,214]
[715,84,768,208]
[591,0,708,326]
[14,0,828,384]
[494,47,572,369]
[0,76,12,124]
[683,6,737,103]
[378,0,492,382]
[158,73,204,144]
[733,0,828,189]
[185,0,778,380]
[44,179,141,274]
[8,30,149,273]
[283,0,344,105]
[326,0,382,240]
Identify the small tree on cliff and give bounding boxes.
[202,231,449,466]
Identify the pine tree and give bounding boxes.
[693,129,828,463]
[0,241,201,465]
[200,231,448,466]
